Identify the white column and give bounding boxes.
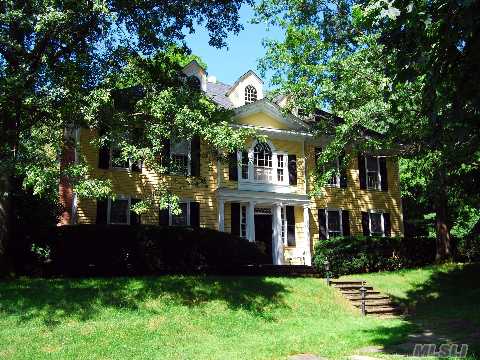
[247,201,255,242]
[272,203,284,265]
[218,199,225,232]
[303,205,312,266]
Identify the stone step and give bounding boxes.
[334,284,374,290]
[330,279,365,285]
[340,290,381,295]
[365,306,402,315]
[344,294,390,301]
[351,299,395,307]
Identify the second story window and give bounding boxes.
[171,140,190,176]
[254,143,273,182]
[245,85,257,104]
[366,156,380,190]
[277,155,285,182]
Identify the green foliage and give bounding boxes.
[256,0,480,256]
[312,235,436,277]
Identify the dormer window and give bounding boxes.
[245,85,257,104]
[189,76,201,90]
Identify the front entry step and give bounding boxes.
[331,280,403,316]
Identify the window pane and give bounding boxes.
[327,210,340,232]
[240,205,247,238]
[371,213,383,234]
[367,156,378,171]
[111,147,129,168]
[241,152,249,179]
[110,199,129,224]
[245,85,257,104]
[171,203,188,226]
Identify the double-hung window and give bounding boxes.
[171,202,189,226]
[108,197,130,224]
[326,158,340,187]
[369,212,384,236]
[366,156,381,190]
[240,205,247,238]
[277,155,286,182]
[326,209,342,238]
[171,140,190,176]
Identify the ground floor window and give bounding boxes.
[240,205,247,238]
[362,211,391,237]
[170,202,190,226]
[109,198,130,224]
[326,209,342,238]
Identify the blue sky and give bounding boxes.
[185,4,282,87]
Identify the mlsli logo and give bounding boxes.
[413,344,469,358]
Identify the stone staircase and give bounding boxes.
[330,279,402,316]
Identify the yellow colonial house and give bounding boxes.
[64,61,404,266]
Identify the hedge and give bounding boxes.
[312,235,436,277]
[34,225,270,276]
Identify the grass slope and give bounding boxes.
[0,276,407,360]
[344,263,480,357]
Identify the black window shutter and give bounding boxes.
[96,199,108,224]
[190,136,201,177]
[231,202,240,236]
[362,212,370,236]
[228,152,238,181]
[286,206,296,246]
[383,212,391,237]
[314,147,322,172]
[241,151,249,179]
[190,202,200,227]
[379,157,388,191]
[130,198,141,225]
[288,154,297,185]
[341,210,350,236]
[160,138,171,173]
[358,154,366,189]
[319,209,327,240]
[340,150,348,188]
[159,207,169,226]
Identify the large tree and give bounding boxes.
[255,0,480,260]
[0,0,253,274]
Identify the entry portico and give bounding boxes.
[217,188,312,266]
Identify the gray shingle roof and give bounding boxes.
[205,81,234,109]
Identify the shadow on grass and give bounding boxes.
[0,276,289,327]
[362,263,480,358]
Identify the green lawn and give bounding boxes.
[0,264,478,359]
[0,275,408,360]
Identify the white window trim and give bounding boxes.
[364,156,383,191]
[325,208,343,239]
[107,196,131,225]
[169,201,191,226]
[368,210,385,237]
[325,157,341,188]
[238,140,290,186]
[281,206,289,246]
[170,140,192,176]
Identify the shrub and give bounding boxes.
[312,235,436,277]
[36,225,269,277]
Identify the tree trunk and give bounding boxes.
[0,175,13,276]
[434,171,452,262]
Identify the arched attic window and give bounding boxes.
[189,76,201,90]
[244,85,257,104]
[253,142,272,181]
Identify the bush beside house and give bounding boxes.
[312,235,437,277]
[35,225,269,276]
